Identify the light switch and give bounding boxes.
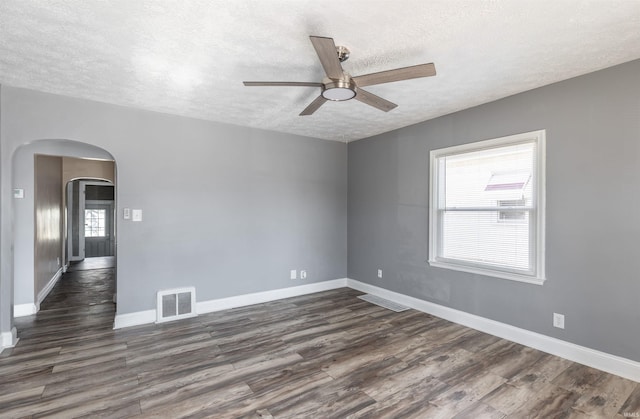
[132,209,143,222]
[13,189,24,199]
[123,208,131,220]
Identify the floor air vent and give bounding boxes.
[358,294,410,312]
[156,287,196,323]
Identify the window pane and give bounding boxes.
[85,209,106,237]
[442,142,535,209]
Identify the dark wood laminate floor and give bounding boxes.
[1,268,639,418]
[66,256,116,272]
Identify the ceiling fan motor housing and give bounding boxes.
[322,77,357,101]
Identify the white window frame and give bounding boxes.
[428,130,546,285]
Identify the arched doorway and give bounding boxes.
[11,139,117,321]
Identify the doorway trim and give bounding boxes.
[67,180,114,262]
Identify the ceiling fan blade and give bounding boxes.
[355,88,397,112]
[243,81,323,87]
[352,63,436,87]
[299,95,328,116]
[309,36,344,80]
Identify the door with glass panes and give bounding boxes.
[84,202,114,257]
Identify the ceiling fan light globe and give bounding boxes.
[321,78,357,101]
[322,87,356,101]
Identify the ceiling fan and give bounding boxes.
[243,36,436,116]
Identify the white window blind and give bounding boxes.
[429,130,546,284]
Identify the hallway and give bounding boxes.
[66,256,115,273]
[41,257,116,311]
[7,258,116,354]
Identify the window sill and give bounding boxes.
[428,260,546,286]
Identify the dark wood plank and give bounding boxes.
[481,353,573,414]
[2,265,639,418]
[570,372,637,417]
[507,383,581,418]
[617,384,640,418]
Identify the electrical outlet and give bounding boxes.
[300,270,307,280]
[553,313,565,329]
[290,270,297,280]
[377,269,383,279]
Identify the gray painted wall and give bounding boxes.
[348,59,640,362]
[1,86,347,330]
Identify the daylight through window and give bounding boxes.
[429,130,546,284]
[85,209,106,237]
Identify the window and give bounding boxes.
[85,209,106,237]
[429,130,546,284]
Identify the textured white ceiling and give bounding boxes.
[1,1,639,142]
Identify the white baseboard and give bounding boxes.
[113,278,348,330]
[1,327,19,353]
[37,268,63,306]
[113,309,156,329]
[15,268,63,318]
[196,278,347,315]
[346,278,640,383]
[14,303,38,317]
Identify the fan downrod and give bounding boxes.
[336,46,350,62]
